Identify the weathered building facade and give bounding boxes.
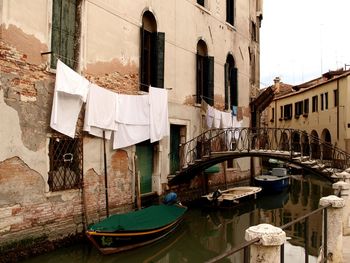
[264,70,350,153]
[0,0,262,254]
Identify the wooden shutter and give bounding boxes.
[224,63,229,109]
[140,27,146,91]
[204,56,214,106]
[196,54,202,104]
[153,32,165,88]
[230,67,238,107]
[51,0,76,69]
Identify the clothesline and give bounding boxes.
[41,52,172,90]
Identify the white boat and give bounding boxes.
[202,186,262,205]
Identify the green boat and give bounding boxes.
[86,204,187,254]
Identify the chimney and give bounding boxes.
[273,77,280,93]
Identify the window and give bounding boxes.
[312,96,318,112]
[270,108,275,122]
[140,11,165,92]
[303,99,309,115]
[320,94,324,110]
[224,54,238,109]
[196,40,214,105]
[48,136,83,191]
[227,159,234,169]
[295,101,303,118]
[51,0,77,69]
[283,104,292,120]
[334,89,339,107]
[279,106,283,120]
[197,0,205,7]
[325,92,328,110]
[226,0,235,26]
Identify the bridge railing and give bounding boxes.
[172,127,350,176]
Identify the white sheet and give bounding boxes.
[149,87,169,143]
[117,94,150,125]
[213,108,221,128]
[113,124,150,149]
[206,105,214,129]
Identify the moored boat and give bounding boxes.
[254,167,290,193]
[202,186,262,206]
[86,204,187,254]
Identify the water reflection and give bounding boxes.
[22,174,332,263]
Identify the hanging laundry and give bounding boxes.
[149,87,169,143]
[220,111,233,128]
[117,94,150,125]
[50,60,90,138]
[84,83,118,139]
[232,117,243,139]
[113,124,150,149]
[206,105,214,129]
[231,105,238,116]
[54,59,89,101]
[213,109,221,128]
[113,93,151,149]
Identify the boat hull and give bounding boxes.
[254,175,290,193]
[86,204,187,254]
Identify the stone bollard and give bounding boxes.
[319,195,345,262]
[333,181,350,235]
[245,223,286,263]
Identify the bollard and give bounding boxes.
[333,181,350,235]
[245,223,286,263]
[319,195,345,262]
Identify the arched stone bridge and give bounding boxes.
[168,127,350,185]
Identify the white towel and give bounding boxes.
[83,83,118,139]
[55,59,89,102]
[232,117,243,139]
[149,87,169,143]
[220,111,233,128]
[50,91,83,138]
[117,94,150,125]
[113,124,150,149]
[206,106,214,129]
[213,109,221,128]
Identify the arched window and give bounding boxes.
[224,54,238,110]
[196,40,214,105]
[140,11,165,91]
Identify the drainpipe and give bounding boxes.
[337,79,339,140]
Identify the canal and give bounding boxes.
[22,174,332,263]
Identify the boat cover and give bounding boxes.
[88,204,187,232]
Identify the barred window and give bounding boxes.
[48,136,83,191]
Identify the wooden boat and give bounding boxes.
[202,186,262,205]
[86,204,187,254]
[254,167,290,193]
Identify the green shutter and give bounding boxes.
[204,56,214,106]
[230,67,238,107]
[153,32,165,88]
[224,63,229,109]
[51,0,76,69]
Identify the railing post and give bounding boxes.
[319,195,345,262]
[245,224,286,263]
[333,182,350,235]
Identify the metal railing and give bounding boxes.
[169,127,350,183]
[204,203,331,263]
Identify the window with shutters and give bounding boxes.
[140,11,165,92]
[48,136,82,191]
[303,98,309,116]
[334,89,339,107]
[312,95,318,112]
[226,0,235,26]
[294,101,303,118]
[224,54,238,110]
[51,0,77,69]
[283,104,292,120]
[196,40,214,105]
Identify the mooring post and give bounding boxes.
[333,181,350,235]
[245,223,286,263]
[319,195,345,262]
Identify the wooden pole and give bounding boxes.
[103,131,109,217]
[134,155,142,210]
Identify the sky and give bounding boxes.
[260,0,350,88]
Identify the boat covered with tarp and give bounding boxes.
[86,204,187,254]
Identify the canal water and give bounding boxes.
[22,174,332,263]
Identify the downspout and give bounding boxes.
[337,79,339,140]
